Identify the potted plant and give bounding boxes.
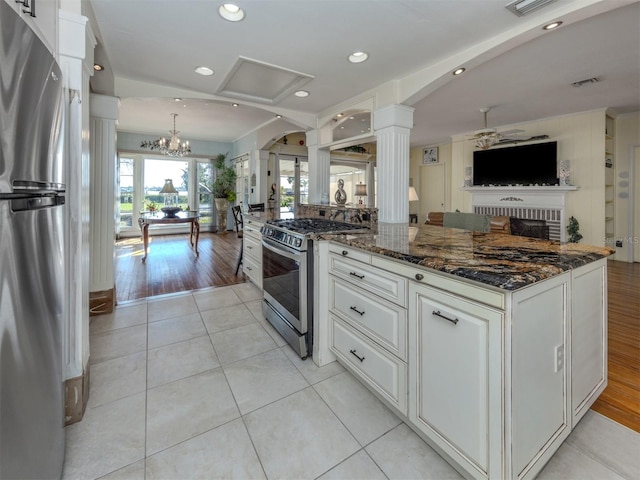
[211,153,237,231]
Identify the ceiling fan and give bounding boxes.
[469,107,547,149]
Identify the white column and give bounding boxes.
[306,129,330,204]
[374,104,414,223]
[89,94,119,293]
[59,10,94,382]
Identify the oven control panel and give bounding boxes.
[262,227,304,249]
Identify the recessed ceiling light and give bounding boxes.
[219,3,245,22]
[173,98,182,101]
[294,90,309,97]
[93,64,104,71]
[194,66,214,76]
[232,103,239,107]
[543,21,563,30]
[348,51,368,64]
[275,114,282,119]
[337,113,344,117]
[453,67,465,76]
[349,116,354,120]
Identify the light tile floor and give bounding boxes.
[63,283,640,480]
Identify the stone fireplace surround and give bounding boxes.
[464,186,578,243]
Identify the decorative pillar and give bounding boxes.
[89,94,119,314]
[306,129,330,204]
[59,9,95,425]
[374,104,414,223]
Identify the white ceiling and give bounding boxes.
[88,0,640,148]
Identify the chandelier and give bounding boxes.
[140,113,191,157]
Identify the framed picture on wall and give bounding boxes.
[422,146,439,165]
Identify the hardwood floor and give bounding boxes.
[592,259,640,433]
[114,239,639,432]
[115,231,247,303]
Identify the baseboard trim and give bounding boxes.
[90,287,115,316]
[65,360,90,426]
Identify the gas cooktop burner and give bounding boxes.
[266,218,369,235]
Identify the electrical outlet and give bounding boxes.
[554,345,564,373]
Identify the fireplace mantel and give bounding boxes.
[463,185,579,242]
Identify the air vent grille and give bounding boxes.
[505,0,558,17]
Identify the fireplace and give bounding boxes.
[465,186,577,242]
[509,217,550,240]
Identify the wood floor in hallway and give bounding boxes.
[592,260,640,433]
[115,231,247,303]
[114,236,639,432]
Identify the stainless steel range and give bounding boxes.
[261,218,369,359]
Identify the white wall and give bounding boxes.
[411,109,617,247]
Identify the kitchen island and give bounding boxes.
[312,223,613,480]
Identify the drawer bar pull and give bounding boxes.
[350,306,365,316]
[349,271,365,279]
[247,245,253,249]
[341,250,349,256]
[349,349,365,362]
[432,310,459,325]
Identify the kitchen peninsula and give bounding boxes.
[309,221,613,480]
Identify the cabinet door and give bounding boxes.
[409,283,502,476]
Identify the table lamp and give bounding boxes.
[160,178,180,217]
[355,183,367,206]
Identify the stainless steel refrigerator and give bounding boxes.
[0,2,66,478]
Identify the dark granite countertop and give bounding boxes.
[322,224,614,291]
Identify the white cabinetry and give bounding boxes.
[570,259,607,425]
[242,217,263,289]
[327,244,408,414]
[409,283,503,478]
[318,241,608,480]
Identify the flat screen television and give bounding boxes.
[473,141,557,186]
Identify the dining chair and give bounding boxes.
[248,203,265,212]
[231,205,243,274]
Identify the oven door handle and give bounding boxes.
[262,238,301,260]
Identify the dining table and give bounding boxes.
[137,210,200,262]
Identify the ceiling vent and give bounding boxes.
[505,0,558,17]
[216,57,314,105]
[571,77,600,87]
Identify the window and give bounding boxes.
[277,155,308,213]
[196,161,214,227]
[116,153,219,236]
[143,158,189,213]
[118,157,134,231]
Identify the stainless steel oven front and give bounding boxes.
[261,237,312,359]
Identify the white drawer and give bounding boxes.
[330,278,407,360]
[243,234,262,262]
[331,314,407,415]
[243,254,262,289]
[329,253,407,307]
[329,243,371,264]
[244,221,263,238]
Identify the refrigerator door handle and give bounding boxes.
[9,195,65,212]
